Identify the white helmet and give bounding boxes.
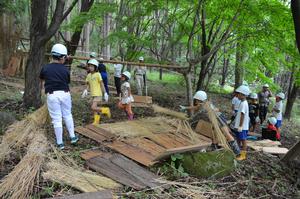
[193,90,207,101]
[235,85,250,96]
[268,117,277,125]
[139,56,144,61]
[276,92,285,100]
[51,44,67,56]
[122,71,131,79]
[249,93,258,99]
[90,52,97,58]
[263,84,269,88]
[88,59,99,66]
[99,57,104,61]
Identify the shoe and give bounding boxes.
[57,143,65,150]
[93,114,101,125]
[71,136,79,144]
[228,140,241,156]
[128,114,134,120]
[101,107,111,118]
[211,143,222,151]
[236,150,247,161]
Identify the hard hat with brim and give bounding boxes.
[193,90,207,101]
[268,117,277,125]
[249,93,258,99]
[88,59,99,66]
[90,52,97,58]
[276,92,285,99]
[139,56,144,61]
[263,84,269,88]
[122,71,131,79]
[235,85,250,96]
[51,44,67,56]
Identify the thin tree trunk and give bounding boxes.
[220,46,229,86]
[234,41,244,89]
[284,69,299,120]
[184,71,194,110]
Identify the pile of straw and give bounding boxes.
[42,160,121,192]
[152,104,188,120]
[0,130,48,199]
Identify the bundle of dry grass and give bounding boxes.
[0,130,48,199]
[42,160,121,192]
[152,104,188,120]
[0,105,48,163]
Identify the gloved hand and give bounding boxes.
[104,92,109,102]
[232,110,236,116]
[255,116,260,123]
[237,126,243,132]
[81,89,88,98]
[179,105,187,112]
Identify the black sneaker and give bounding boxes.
[57,143,65,150]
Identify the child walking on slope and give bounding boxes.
[118,71,134,120]
[82,59,110,125]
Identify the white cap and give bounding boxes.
[193,90,207,101]
[249,93,258,99]
[236,85,250,96]
[263,84,269,88]
[90,52,97,58]
[88,59,99,66]
[276,92,285,100]
[99,57,104,61]
[268,117,277,125]
[122,71,131,79]
[51,44,67,56]
[139,56,144,61]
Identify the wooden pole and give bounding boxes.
[281,140,300,163]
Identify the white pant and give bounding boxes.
[47,91,75,144]
[135,75,144,96]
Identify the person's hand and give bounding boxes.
[232,110,236,116]
[179,105,187,112]
[237,126,243,132]
[104,92,109,102]
[255,116,260,123]
[81,89,88,98]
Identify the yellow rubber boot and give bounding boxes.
[101,107,111,118]
[93,114,101,125]
[236,150,247,161]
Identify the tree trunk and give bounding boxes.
[234,41,244,89]
[291,0,300,54]
[220,46,229,87]
[284,77,299,120]
[184,70,194,116]
[102,2,111,59]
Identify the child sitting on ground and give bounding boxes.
[118,71,134,120]
[266,117,280,140]
[248,93,260,132]
[82,59,110,125]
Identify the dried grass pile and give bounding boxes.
[42,160,121,192]
[0,130,48,199]
[0,105,48,163]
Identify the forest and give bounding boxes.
[0,0,299,198]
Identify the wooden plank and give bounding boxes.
[124,138,166,156]
[263,147,289,154]
[86,124,116,140]
[80,149,103,160]
[132,95,152,104]
[154,143,211,161]
[48,190,113,199]
[87,156,145,190]
[197,134,213,143]
[109,153,161,189]
[131,103,151,108]
[106,140,156,166]
[281,141,300,162]
[147,133,186,149]
[75,126,107,142]
[195,120,213,138]
[167,133,194,146]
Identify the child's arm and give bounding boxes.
[100,80,106,94]
[238,112,245,131]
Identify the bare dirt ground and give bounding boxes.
[0,74,299,198]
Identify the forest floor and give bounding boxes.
[0,73,299,198]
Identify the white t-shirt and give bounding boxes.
[234,100,249,130]
[273,101,283,120]
[114,64,122,77]
[232,96,241,111]
[121,81,134,104]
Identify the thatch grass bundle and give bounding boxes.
[42,160,121,192]
[152,104,188,120]
[0,105,48,163]
[0,130,48,199]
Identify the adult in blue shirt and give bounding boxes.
[40,43,78,149]
[98,58,109,95]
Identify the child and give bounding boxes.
[248,93,260,132]
[179,90,241,157]
[118,71,134,120]
[272,92,285,130]
[234,85,250,160]
[82,59,110,125]
[231,91,240,121]
[98,58,109,95]
[266,117,280,140]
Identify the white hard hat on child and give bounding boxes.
[263,84,269,88]
[88,59,99,66]
[99,57,104,61]
[122,71,131,79]
[193,90,207,101]
[90,52,97,58]
[139,56,144,61]
[268,117,277,125]
[235,85,250,96]
[249,93,258,99]
[51,44,67,56]
[276,92,285,99]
